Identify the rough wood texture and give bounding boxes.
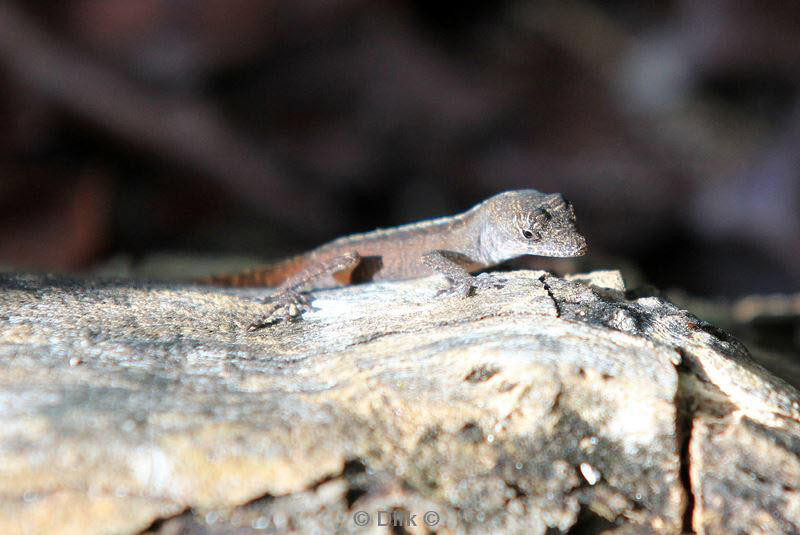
[1,270,799,534]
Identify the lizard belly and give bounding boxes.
[314,221,481,285]
[351,250,432,283]
[348,248,484,283]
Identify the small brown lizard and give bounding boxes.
[204,190,587,330]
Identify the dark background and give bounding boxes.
[1,0,799,297]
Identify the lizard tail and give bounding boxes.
[197,256,309,287]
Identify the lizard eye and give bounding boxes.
[522,229,539,240]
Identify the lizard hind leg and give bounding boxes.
[248,252,362,331]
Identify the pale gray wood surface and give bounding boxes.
[1,270,798,534]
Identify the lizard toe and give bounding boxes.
[436,281,473,299]
[247,318,270,331]
[473,272,506,290]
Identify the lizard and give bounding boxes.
[203,190,588,330]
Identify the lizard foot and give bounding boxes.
[248,290,311,331]
[474,272,507,290]
[436,273,506,299]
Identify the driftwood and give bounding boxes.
[1,270,799,534]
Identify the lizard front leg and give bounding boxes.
[248,252,361,330]
[421,251,504,298]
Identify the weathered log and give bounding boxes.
[1,270,798,534]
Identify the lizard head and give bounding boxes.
[476,190,587,262]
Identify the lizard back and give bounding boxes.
[203,209,479,288]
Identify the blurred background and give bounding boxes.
[1,0,799,300]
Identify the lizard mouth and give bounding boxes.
[537,238,587,258]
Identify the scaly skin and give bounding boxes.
[203,190,588,329]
